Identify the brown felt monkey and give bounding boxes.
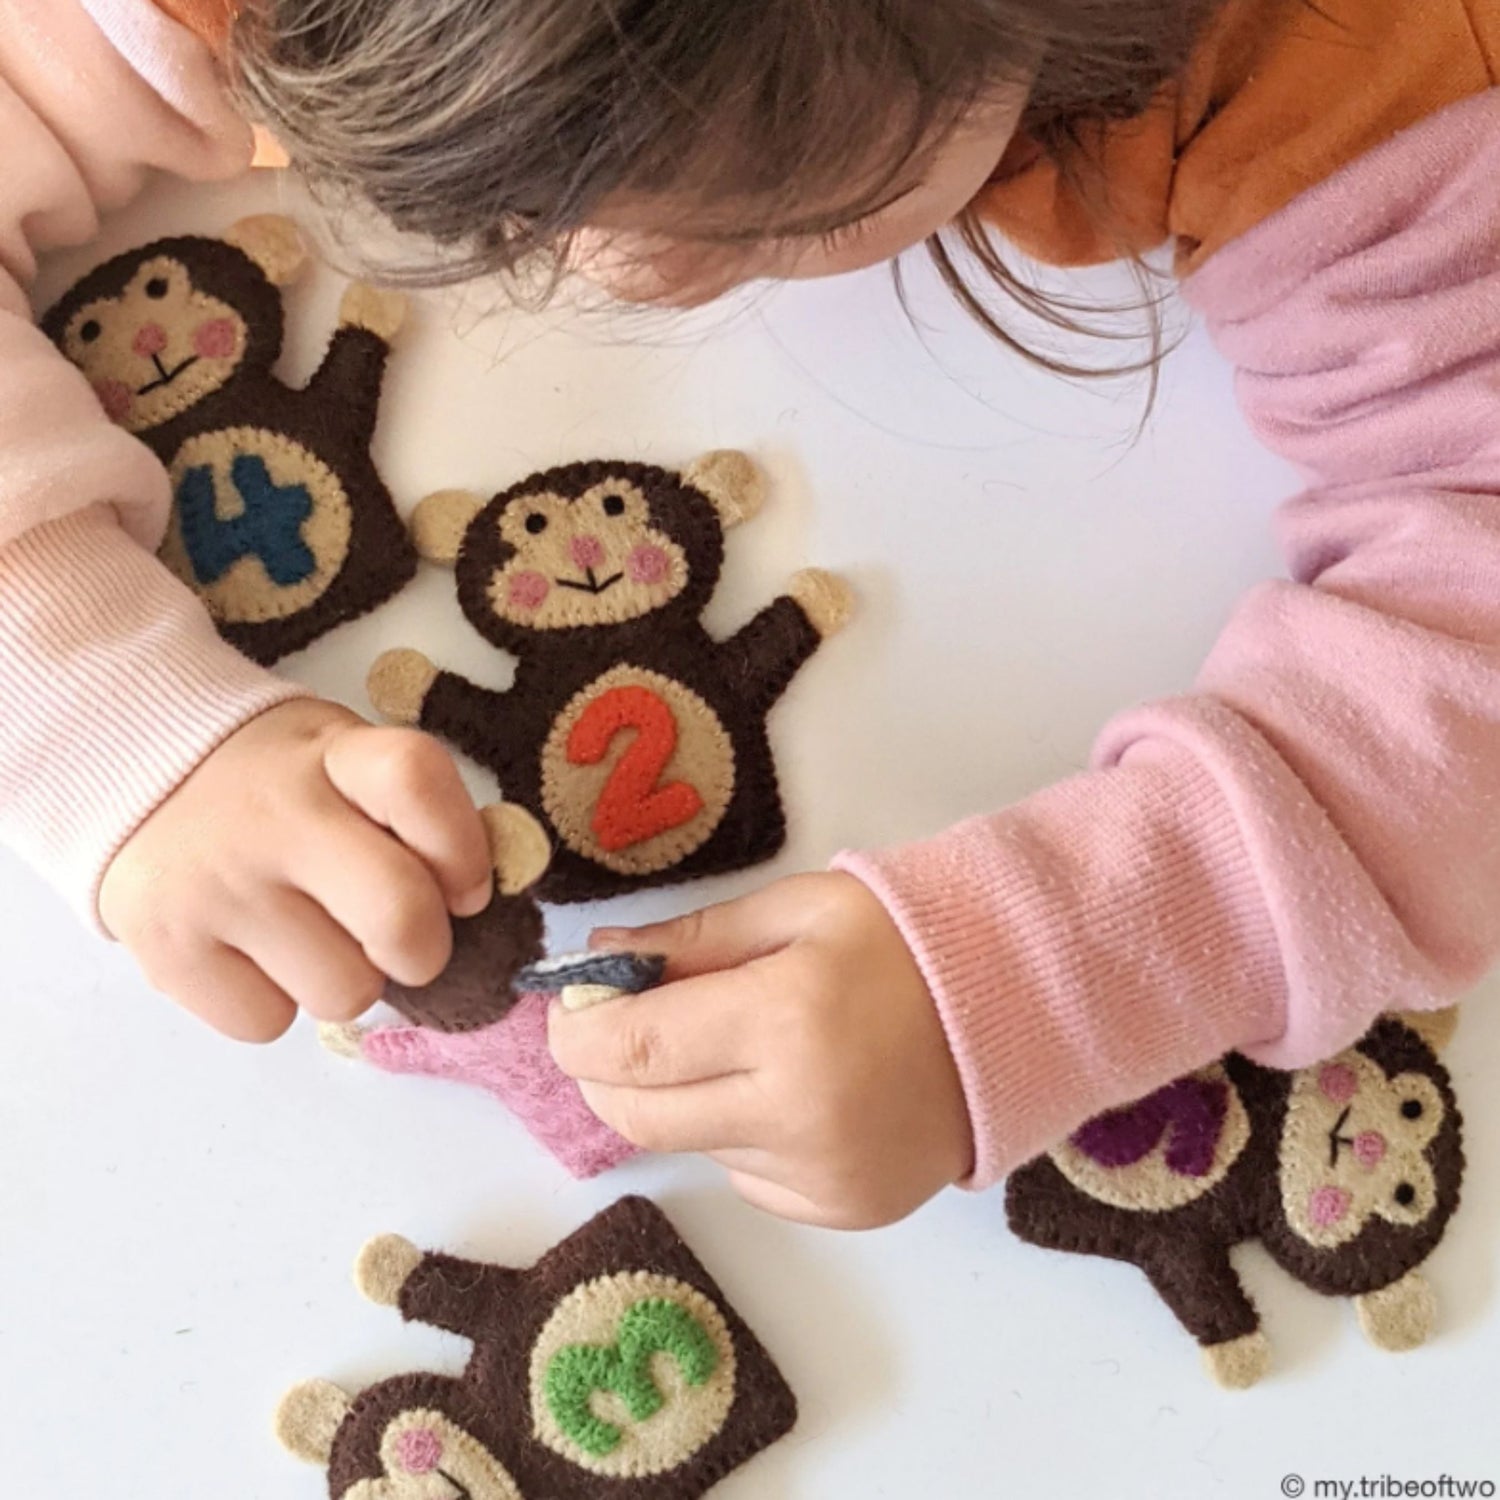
[1005,1011,1465,1389]
[44,216,416,664]
[368,451,853,903]
[274,1197,798,1500]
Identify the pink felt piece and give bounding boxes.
[356,992,639,1179]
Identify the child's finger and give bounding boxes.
[224,890,385,1023]
[590,877,817,979]
[324,726,492,915]
[577,1075,764,1155]
[548,964,770,1087]
[298,817,453,986]
[164,943,299,1044]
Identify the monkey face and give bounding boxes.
[1278,1048,1447,1249]
[484,477,690,632]
[55,253,247,433]
[340,1409,521,1500]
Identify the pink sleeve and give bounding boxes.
[837,90,1500,1189]
[0,0,308,925]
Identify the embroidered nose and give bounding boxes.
[133,322,168,357]
[1353,1130,1388,1167]
[571,534,606,569]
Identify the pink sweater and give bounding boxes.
[0,0,307,913]
[2,0,1494,1186]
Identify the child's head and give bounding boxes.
[231,1,1219,312]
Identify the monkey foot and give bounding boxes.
[1202,1330,1270,1389]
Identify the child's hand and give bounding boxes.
[99,700,492,1042]
[548,873,974,1228]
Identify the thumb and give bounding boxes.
[590,878,812,981]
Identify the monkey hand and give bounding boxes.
[367,648,439,725]
[789,568,855,638]
[338,282,408,341]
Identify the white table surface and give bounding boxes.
[4,170,1497,1500]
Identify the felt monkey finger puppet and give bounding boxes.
[322,801,658,1176]
[368,451,854,903]
[43,215,416,664]
[274,1196,798,1499]
[1005,1011,1466,1390]
[380,802,553,1034]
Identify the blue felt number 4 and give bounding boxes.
[178,453,317,587]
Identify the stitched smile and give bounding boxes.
[556,567,624,595]
[136,352,199,394]
[1327,1104,1355,1167]
[436,1471,471,1500]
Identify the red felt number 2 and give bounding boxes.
[566,685,705,852]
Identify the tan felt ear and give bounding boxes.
[411,489,486,565]
[223,214,307,286]
[1357,1271,1437,1352]
[1393,1006,1461,1055]
[1201,1330,1270,1390]
[354,1233,424,1307]
[274,1379,351,1465]
[480,802,553,895]
[367,648,437,725]
[682,450,766,528]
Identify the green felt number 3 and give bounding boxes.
[544,1297,720,1457]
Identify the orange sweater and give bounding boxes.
[153,0,237,45]
[981,0,1500,271]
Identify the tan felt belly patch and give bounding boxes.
[541,666,735,875]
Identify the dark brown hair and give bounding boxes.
[230,0,1229,373]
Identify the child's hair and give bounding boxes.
[230,0,1227,373]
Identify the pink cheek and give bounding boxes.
[1353,1131,1388,1168]
[94,380,133,423]
[193,317,238,359]
[508,571,550,611]
[1308,1184,1353,1227]
[1318,1063,1358,1103]
[627,544,670,584]
[393,1427,443,1475]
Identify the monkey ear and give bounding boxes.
[274,1379,352,1465]
[410,489,487,565]
[223,215,308,286]
[1356,1270,1437,1352]
[1392,1007,1460,1055]
[682,450,766,529]
[480,803,553,895]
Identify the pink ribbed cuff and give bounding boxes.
[835,751,1285,1190]
[0,506,310,927]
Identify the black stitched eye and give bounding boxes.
[1401,1099,1424,1120]
[145,276,169,299]
[602,493,626,517]
[1394,1182,1416,1206]
[524,512,548,535]
[79,319,101,343]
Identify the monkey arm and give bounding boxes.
[420,670,530,792]
[395,1251,522,1340]
[714,595,824,714]
[304,326,391,445]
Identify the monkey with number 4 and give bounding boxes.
[44,215,416,665]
